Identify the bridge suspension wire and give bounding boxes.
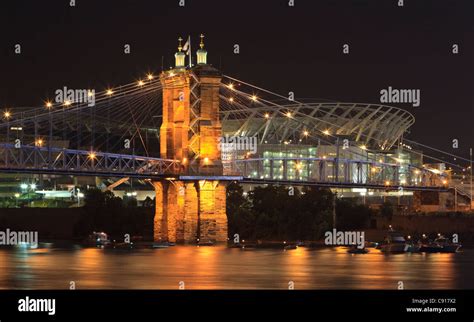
[220,81,389,165]
[221,75,408,150]
[222,75,414,145]
[219,96,410,173]
[1,74,164,158]
[223,82,466,171]
[49,83,161,149]
[221,75,469,171]
[400,149,468,171]
[402,138,472,163]
[0,78,163,129]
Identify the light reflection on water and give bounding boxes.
[0,246,472,290]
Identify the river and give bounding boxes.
[0,245,472,289]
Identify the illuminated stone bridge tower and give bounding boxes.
[153,35,227,244]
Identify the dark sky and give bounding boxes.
[0,0,472,163]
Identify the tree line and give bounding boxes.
[77,185,374,242]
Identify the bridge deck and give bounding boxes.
[0,144,448,191]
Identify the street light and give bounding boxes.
[3,110,12,144]
[14,193,20,207]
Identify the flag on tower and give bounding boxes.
[182,36,192,67]
[182,36,190,53]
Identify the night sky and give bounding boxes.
[0,0,472,163]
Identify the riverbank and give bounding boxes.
[0,208,473,245]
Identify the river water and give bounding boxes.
[0,245,472,289]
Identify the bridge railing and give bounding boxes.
[0,144,180,177]
[229,157,447,188]
[0,144,448,188]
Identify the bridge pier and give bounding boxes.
[197,180,227,243]
[153,180,227,244]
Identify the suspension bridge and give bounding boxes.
[0,35,470,243]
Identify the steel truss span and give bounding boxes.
[0,144,179,178]
[0,144,446,191]
[231,157,447,191]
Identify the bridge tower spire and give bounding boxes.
[154,35,227,244]
[196,33,207,65]
[174,36,186,68]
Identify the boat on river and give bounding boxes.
[419,235,461,253]
[379,228,408,253]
